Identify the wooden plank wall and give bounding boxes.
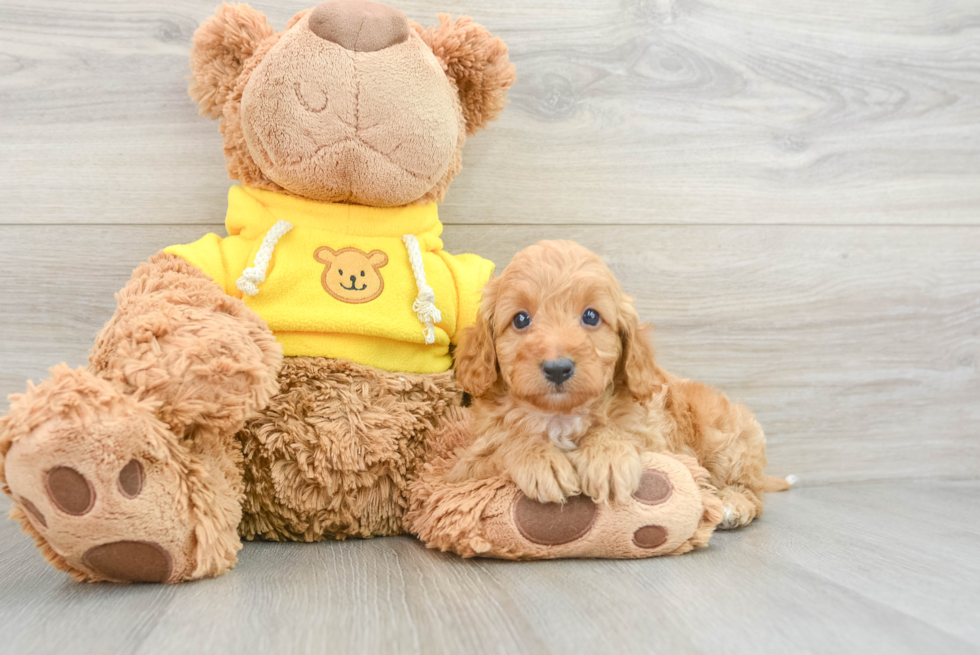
[1,0,978,485]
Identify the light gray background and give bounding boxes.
[0,0,978,653]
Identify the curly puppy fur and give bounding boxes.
[450,241,789,528]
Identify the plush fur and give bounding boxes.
[238,357,462,542]
[189,2,515,206]
[450,241,790,527]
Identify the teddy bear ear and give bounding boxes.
[284,8,313,31]
[367,250,389,268]
[414,15,516,135]
[314,246,338,264]
[189,3,276,119]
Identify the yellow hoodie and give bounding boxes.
[165,186,494,374]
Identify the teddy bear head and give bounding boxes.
[189,0,516,207]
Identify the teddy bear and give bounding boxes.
[0,0,721,584]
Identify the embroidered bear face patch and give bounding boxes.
[313,247,388,304]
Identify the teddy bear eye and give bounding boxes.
[582,309,601,326]
[512,312,531,330]
[360,271,365,277]
[338,269,343,276]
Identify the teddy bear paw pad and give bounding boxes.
[632,469,673,506]
[632,525,669,549]
[117,459,144,498]
[81,541,173,583]
[45,466,96,515]
[513,494,597,546]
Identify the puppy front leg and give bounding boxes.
[505,439,581,503]
[448,434,580,503]
[567,434,642,504]
[447,435,506,483]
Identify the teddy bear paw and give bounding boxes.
[476,452,714,559]
[2,367,229,583]
[6,421,193,583]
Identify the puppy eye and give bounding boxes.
[582,309,601,326]
[512,312,531,330]
[360,271,365,277]
[338,269,344,276]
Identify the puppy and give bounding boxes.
[449,240,789,529]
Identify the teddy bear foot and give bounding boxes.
[2,366,242,583]
[410,451,724,559]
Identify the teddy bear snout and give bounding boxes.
[308,0,410,52]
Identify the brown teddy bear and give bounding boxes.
[0,0,720,584]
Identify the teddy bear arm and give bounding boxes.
[89,252,283,438]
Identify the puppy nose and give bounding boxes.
[308,0,410,52]
[541,359,575,385]
[350,275,357,283]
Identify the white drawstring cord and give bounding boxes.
[236,220,293,296]
[402,234,441,345]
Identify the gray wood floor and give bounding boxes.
[1,483,978,655]
[1,0,979,653]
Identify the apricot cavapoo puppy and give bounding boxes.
[449,240,790,529]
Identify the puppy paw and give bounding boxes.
[568,440,642,504]
[508,451,580,504]
[716,487,762,530]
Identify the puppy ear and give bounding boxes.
[414,15,516,135]
[617,299,661,402]
[189,3,276,119]
[455,277,500,397]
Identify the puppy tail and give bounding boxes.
[763,474,796,492]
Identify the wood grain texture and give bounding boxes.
[1,2,979,647]
[0,483,977,654]
[1,0,978,225]
[1,224,978,485]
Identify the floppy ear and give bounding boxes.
[414,15,516,135]
[617,298,661,402]
[454,276,500,397]
[189,3,276,119]
[367,250,389,268]
[314,246,337,265]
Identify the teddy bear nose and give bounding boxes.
[308,0,410,52]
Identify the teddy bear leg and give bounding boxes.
[1,254,282,582]
[237,358,460,542]
[409,444,724,559]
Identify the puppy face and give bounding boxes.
[457,241,660,413]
